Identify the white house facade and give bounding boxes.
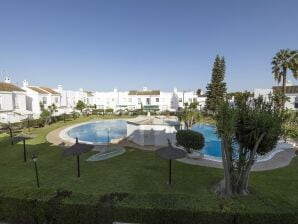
[0,77,29,123]
[254,81,298,110]
[0,76,206,121]
[22,80,61,117]
[94,87,205,112]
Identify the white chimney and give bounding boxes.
[286,80,293,86]
[113,88,118,92]
[143,87,148,91]
[173,88,178,93]
[23,80,29,87]
[4,77,11,84]
[79,88,83,92]
[58,84,63,91]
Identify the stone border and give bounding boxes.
[58,119,136,145]
[178,147,297,171]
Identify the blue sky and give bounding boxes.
[0,0,297,92]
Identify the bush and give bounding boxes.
[0,195,297,224]
[176,130,205,153]
[105,108,114,114]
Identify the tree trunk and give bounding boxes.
[217,137,232,196]
[217,133,266,197]
[237,132,265,195]
[282,67,287,109]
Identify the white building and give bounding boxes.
[0,77,29,123]
[94,87,205,112]
[127,116,180,146]
[254,88,273,101]
[55,85,77,109]
[22,80,61,117]
[254,81,298,110]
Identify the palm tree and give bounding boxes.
[271,49,298,108]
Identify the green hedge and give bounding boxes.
[176,130,205,153]
[0,195,297,224]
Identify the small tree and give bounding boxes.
[48,103,57,123]
[205,55,227,115]
[105,108,114,114]
[39,102,51,125]
[281,110,298,142]
[76,100,85,112]
[271,49,298,108]
[176,130,205,153]
[215,94,282,197]
[180,102,201,130]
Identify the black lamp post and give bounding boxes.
[106,128,110,150]
[32,154,40,188]
[75,137,80,177]
[23,139,27,162]
[27,115,30,132]
[9,127,13,145]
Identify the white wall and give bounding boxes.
[0,92,13,111]
[285,94,298,110]
[127,122,178,146]
[12,92,26,110]
[254,88,273,101]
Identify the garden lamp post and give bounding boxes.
[32,153,40,188]
[9,127,13,145]
[106,128,111,150]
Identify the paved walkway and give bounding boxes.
[178,148,297,171]
[47,124,298,172]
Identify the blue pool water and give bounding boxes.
[68,120,127,144]
[192,124,221,158]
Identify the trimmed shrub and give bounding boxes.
[0,195,297,224]
[105,108,114,114]
[176,130,205,153]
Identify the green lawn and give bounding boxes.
[0,116,297,215]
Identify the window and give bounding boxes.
[0,96,2,109]
[15,95,19,109]
[128,98,132,103]
[156,98,159,102]
[55,97,59,103]
[138,98,141,104]
[295,97,298,109]
[179,98,182,102]
[146,98,150,105]
[42,97,47,104]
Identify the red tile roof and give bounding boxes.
[0,82,25,92]
[28,86,48,94]
[273,86,298,94]
[128,90,160,95]
[40,87,60,95]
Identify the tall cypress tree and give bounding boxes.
[205,55,227,115]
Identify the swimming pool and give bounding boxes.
[67,120,127,144]
[191,124,221,158]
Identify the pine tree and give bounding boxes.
[205,55,227,115]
